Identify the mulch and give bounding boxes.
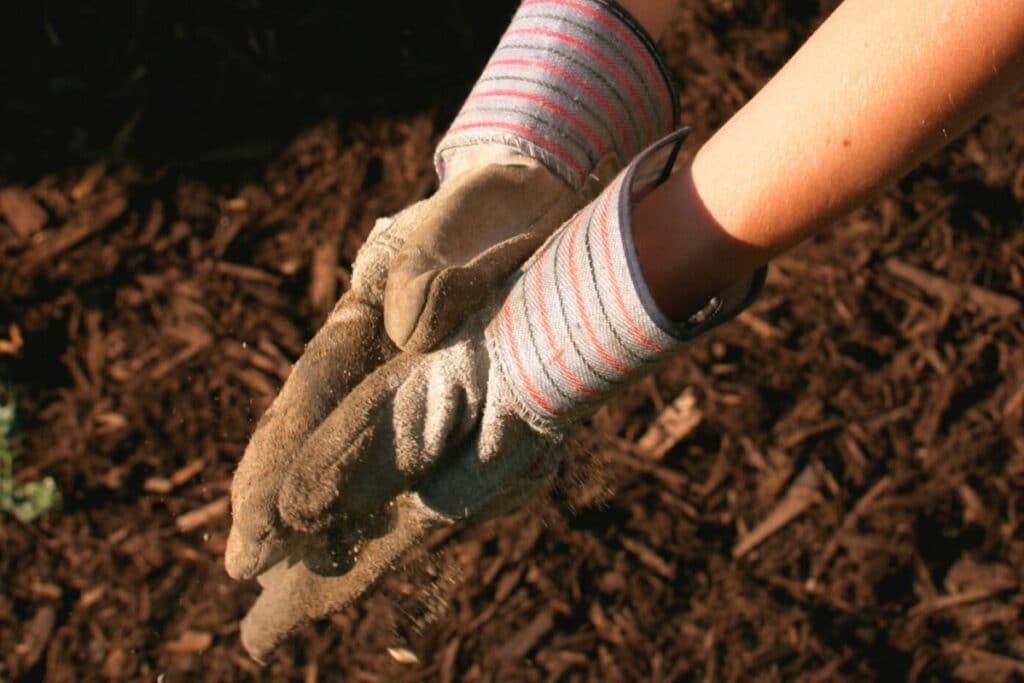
[1,1,1023,681]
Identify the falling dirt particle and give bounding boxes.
[387,647,420,664]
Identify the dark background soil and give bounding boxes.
[1,1,1023,681]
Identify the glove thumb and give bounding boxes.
[383,155,578,353]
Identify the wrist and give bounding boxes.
[489,131,765,426]
[632,159,766,321]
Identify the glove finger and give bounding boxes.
[274,351,420,532]
[277,337,484,533]
[418,411,561,521]
[240,493,451,663]
[383,160,578,353]
[226,297,391,580]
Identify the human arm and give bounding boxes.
[633,0,1024,319]
[262,0,1024,590]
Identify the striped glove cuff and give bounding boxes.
[488,130,767,428]
[436,0,679,190]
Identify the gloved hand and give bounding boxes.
[227,0,680,662]
[229,154,583,663]
[268,131,765,642]
[225,148,583,582]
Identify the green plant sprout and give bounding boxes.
[0,396,60,523]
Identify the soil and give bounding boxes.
[2,1,1023,681]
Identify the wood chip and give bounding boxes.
[737,310,785,340]
[149,331,213,380]
[807,476,892,584]
[170,460,205,487]
[93,412,129,435]
[439,638,461,683]
[20,195,127,273]
[138,200,165,244]
[886,258,1020,317]
[211,215,245,256]
[621,537,676,579]
[174,497,229,533]
[0,323,24,355]
[144,477,174,494]
[1004,383,1024,420]
[30,581,63,600]
[387,647,420,664]
[232,367,278,396]
[0,186,47,239]
[494,565,525,603]
[607,443,690,492]
[16,605,56,670]
[79,586,106,608]
[165,630,213,654]
[70,162,106,200]
[223,196,249,211]
[634,388,702,461]
[734,464,824,559]
[777,419,843,450]
[214,261,282,285]
[497,608,555,660]
[310,240,340,315]
[909,586,1011,618]
[947,643,1024,677]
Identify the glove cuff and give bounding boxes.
[487,130,766,428]
[436,0,679,190]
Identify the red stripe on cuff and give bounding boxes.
[467,89,607,156]
[521,0,673,127]
[489,57,630,156]
[501,301,561,417]
[532,255,600,399]
[594,183,664,354]
[506,27,652,144]
[565,212,629,376]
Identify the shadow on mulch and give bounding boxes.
[0,1,518,182]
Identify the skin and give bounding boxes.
[620,0,1024,319]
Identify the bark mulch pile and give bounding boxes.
[2,2,1023,680]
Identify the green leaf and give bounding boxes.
[0,395,61,523]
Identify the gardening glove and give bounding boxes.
[273,129,766,599]
[384,0,680,352]
[225,151,581,581]
[228,0,680,658]
[240,491,450,662]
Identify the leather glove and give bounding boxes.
[272,130,766,634]
[227,0,680,662]
[225,148,580,581]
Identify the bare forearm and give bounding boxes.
[635,0,1024,319]
[616,0,675,39]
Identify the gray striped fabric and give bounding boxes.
[487,131,765,426]
[436,0,678,190]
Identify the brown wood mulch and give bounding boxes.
[1,2,1023,681]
